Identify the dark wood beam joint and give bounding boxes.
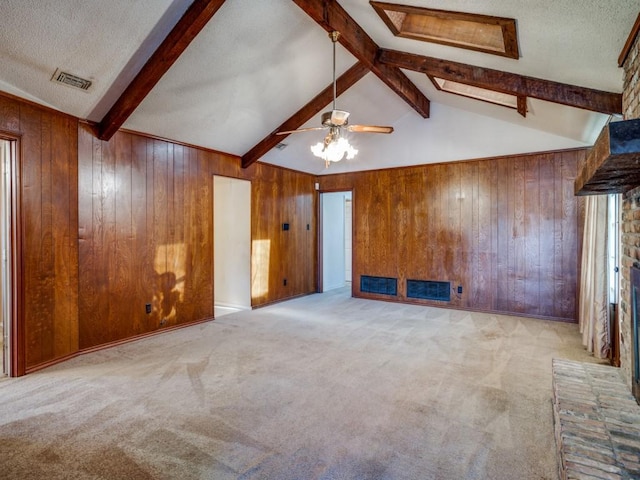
[291,0,430,118]
[517,96,527,117]
[575,119,640,195]
[97,0,227,141]
[378,49,622,115]
[373,61,430,118]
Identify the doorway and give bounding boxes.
[609,193,621,366]
[321,191,352,292]
[213,176,251,317]
[0,139,14,376]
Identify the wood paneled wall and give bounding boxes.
[319,150,585,322]
[78,125,316,349]
[0,94,79,373]
[251,164,316,306]
[0,89,584,372]
[78,126,215,348]
[0,91,316,371]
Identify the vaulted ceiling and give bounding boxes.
[0,0,636,175]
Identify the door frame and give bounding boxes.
[609,193,622,367]
[0,132,23,376]
[317,189,353,295]
[212,174,252,311]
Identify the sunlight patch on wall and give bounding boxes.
[251,239,270,299]
[154,243,187,321]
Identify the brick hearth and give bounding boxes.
[552,359,640,480]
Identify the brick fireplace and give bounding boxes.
[620,21,640,395]
[630,267,640,401]
[546,19,640,480]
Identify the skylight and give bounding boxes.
[371,1,519,59]
[429,76,526,116]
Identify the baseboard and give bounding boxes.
[25,352,78,374]
[252,292,316,309]
[24,317,214,375]
[353,292,577,323]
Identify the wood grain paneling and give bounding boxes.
[78,126,316,348]
[249,163,317,306]
[319,150,586,322]
[0,90,317,364]
[0,93,79,372]
[2,88,582,373]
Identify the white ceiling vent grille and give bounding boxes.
[51,69,92,91]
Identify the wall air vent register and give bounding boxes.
[407,279,451,301]
[360,275,397,296]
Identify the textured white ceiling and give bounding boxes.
[0,0,191,120]
[124,0,357,155]
[0,0,637,174]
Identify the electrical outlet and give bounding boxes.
[283,278,287,286]
[457,285,463,294]
[145,303,152,314]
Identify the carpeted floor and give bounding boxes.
[0,288,603,479]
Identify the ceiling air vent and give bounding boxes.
[51,69,92,91]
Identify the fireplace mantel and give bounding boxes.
[575,118,640,196]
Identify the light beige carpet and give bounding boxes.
[0,288,603,479]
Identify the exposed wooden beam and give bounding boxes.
[619,12,640,67]
[291,0,430,119]
[378,49,622,115]
[97,0,227,141]
[517,96,527,118]
[241,61,369,169]
[575,118,640,195]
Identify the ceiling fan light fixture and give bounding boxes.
[311,136,358,168]
[277,30,391,168]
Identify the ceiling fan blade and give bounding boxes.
[347,125,394,134]
[276,126,326,135]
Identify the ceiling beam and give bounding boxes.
[97,0,227,141]
[575,118,640,195]
[241,61,369,169]
[618,12,640,67]
[378,49,622,115]
[291,0,430,119]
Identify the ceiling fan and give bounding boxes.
[277,31,394,167]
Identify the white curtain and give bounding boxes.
[579,194,610,358]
